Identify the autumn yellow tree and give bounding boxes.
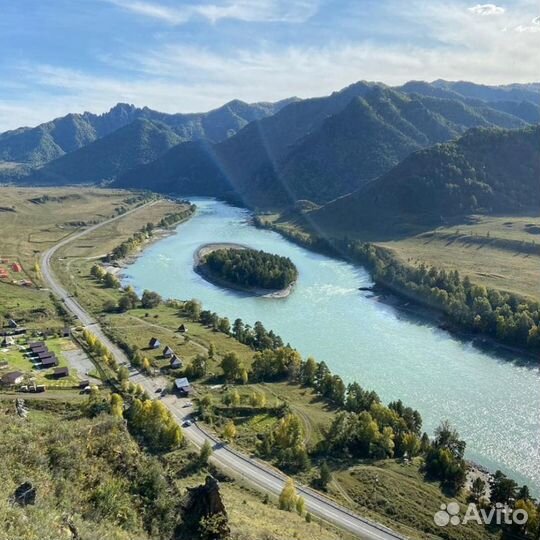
[223,420,237,442]
[142,357,151,373]
[279,478,297,511]
[110,393,124,418]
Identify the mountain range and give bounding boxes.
[115,81,537,209]
[0,98,295,168]
[1,79,539,233]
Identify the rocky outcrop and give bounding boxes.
[179,476,230,539]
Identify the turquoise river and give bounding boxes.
[123,197,540,493]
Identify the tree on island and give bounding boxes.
[203,248,297,290]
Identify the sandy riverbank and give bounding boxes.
[194,242,296,299]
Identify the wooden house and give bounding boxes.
[1,371,24,385]
[52,367,69,378]
[170,355,182,369]
[174,377,192,396]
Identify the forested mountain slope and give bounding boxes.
[27,119,182,185]
[116,84,535,210]
[308,125,540,233]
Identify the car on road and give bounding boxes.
[155,388,162,393]
[183,420,192,427]
[183,401,193,407]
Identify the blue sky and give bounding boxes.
[0,0,539,131]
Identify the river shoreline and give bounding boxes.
[194,242,296,299]
[254,219,538,362]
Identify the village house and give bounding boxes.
[170,355,182,369]
[41,356,59,368]
[52,367,69,379]
[1,371,24,386]
[174,377,192,396]
[163,345,174,358]
[178,324,188,333]
[11,263,22,273]
[148,337,160,349]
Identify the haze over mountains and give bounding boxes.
[1,79,539,234]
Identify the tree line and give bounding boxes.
[183,298,286,351]
[107,205,195,262]
[349,241,540,351]
[203,248,297,290]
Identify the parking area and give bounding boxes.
[63,347,100,383]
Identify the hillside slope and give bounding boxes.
[308,125,540,233]
[27,119,182,185]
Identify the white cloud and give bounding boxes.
[103,0,319,25]
[515,24,540,32]
[104,0,189,24]
[468,4,505,15]
[2,1,539,132]
[533,15,540,25]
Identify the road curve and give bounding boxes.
[41,202,405,540]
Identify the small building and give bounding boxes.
[79,379,90,388]
[148,337,161,349]
[41,356,58,368]
[11,263,22,273]
[37,351,54,360]
[174,377,192,396]
[170,355,182,369]
[61,327,71,338]
[1,336,15,347]
[7,319,18,328]
[163,345,174,358]
[29,342,46,352]
[0,269,8,279]
[52,367,69,378]
[178,324,188,333]
[1,371,24,385]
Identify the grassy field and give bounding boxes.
[330,460,496,540]
[0,187,140,278]
[205,381,335,450]
[0,337,84,387]
[380,215,540,299]
[0,186,152,330]
[51,198,185,314]
[262,212,540,300]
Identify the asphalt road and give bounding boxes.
[41,202,405,540]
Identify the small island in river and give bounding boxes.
[194,243,297,298]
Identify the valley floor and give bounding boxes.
[1,187,534,540]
